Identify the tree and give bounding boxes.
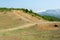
[29,9,33,13]
[25,9,29,13]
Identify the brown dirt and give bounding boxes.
[37,22,60,31]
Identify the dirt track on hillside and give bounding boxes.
[0,23,36,32]
[0,10,60,32]
[0,21,60,32]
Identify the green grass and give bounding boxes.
[41,16,60,21]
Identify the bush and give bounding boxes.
[29,10,33,13]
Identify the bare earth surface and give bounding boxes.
[0,21,60,32]
[0,10,60,40]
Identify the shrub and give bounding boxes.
[29,10,33,13]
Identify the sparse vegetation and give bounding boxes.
[0,8,42,19]
[0,8,60,21]
[0,10,30,29]
[0,8,60,40]
[0,25,60,40]
[41,16,60,21]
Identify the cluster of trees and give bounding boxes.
[20,8,33,13]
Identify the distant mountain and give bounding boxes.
[38,9,60,18]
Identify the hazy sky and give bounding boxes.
[0,0,60,12]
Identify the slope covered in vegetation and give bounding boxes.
[41,16,60,21]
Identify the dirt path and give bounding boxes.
[0,11,39,32]
[0,23,36,32]
[0,19,60,32]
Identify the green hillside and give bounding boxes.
[41,16,60,21]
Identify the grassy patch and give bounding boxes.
[42,16,60,21]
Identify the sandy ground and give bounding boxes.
[0,10,60,32]
[0,21,60,32]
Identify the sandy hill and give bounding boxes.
[0,8,42,30]
[0,8,60,40]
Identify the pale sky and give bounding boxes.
[0,0,60,12]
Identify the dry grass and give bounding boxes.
[0,11,30,30]
[0,10,60,40]
[0,24,60,40]
[0,10,42,30]
[37,22,60,31]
